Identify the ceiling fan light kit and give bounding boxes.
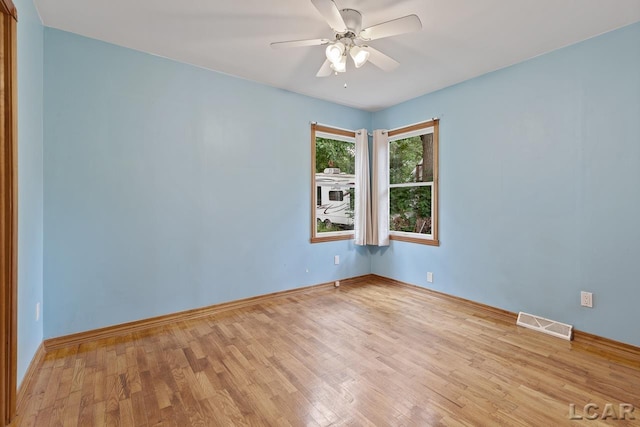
[271,0,422,77]
[325,37,367,73]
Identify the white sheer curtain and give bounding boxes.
[369,129,389,246]
[354,129,369,246]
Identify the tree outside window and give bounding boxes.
[388,120,439,245]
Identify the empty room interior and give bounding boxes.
[3,0,640,425]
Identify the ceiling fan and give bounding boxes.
[271,0,422,77]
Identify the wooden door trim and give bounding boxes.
[0,0,16,20]
[1,2,17,425]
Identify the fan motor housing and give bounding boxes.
[339,9,362,34]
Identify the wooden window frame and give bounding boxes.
[0,0,17,425]
[388,119,440,246]
[310,123,357,243]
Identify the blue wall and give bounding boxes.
[371,23,640,346]
[16,0,44,385]
[41,22,639,346]
[43,29,371,338]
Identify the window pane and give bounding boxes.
[315,136,355,234]
[316,183,355,232]
[390,186,432,234]
[315,137,355,174]
[390,133,433,184]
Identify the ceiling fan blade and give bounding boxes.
[311,0,347,32]
[362,46,399,72]
[359,15,422,41]
[316,59,333,77]
[270,38,331,49]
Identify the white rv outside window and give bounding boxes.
[311,124,356,243]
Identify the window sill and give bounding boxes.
[310,233,354,243]
[390,235,440,246]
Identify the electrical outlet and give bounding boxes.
[427,272,433,283]
[334,255,340,265]
[580,291,593,308]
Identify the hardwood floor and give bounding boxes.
[13,278,640,426]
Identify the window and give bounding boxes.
[328,191,344,202]
[388,120,439,245]
[311,124,356,243]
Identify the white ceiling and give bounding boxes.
[35,0,640,111]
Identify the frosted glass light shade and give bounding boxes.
[325,42,345,64]
[350,46,370,68]
[330,55,347,73]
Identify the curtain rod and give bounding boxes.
[311,116,440,137]
[309,121,357,134]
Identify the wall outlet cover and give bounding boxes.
[580,291,593,308]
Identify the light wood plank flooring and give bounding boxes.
[14,279,640,426]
